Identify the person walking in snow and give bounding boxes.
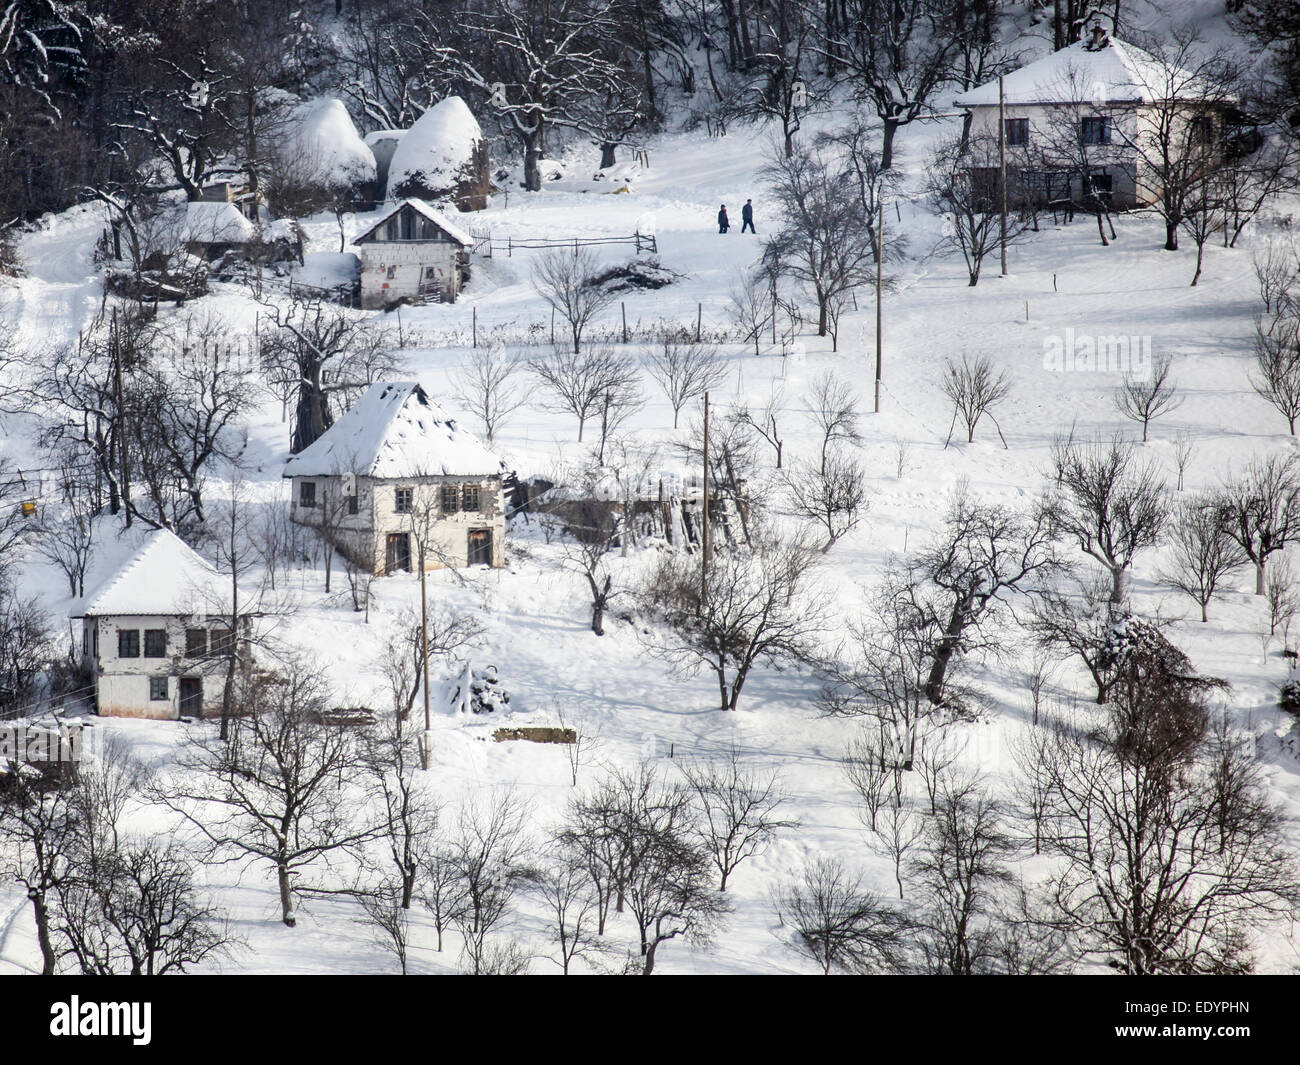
[718,204,730,233]
[741,199,755,233]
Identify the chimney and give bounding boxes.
[1087,23,1109,50]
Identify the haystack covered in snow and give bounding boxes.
[275,97,378,203]
[283,381,506,574]
[953,24,1233,209]
[76,528,244,720]
[386,96,491,211]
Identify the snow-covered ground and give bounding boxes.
[2,56,1300,975]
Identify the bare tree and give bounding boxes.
[1251,301,1300,434]
[453,345,526,444]
[1025,701,1299,973]
[529,343,641,442]
[781,449,868,552]
[646,329,725,429]
[941,354,1011,445]
[536,858,601,975]
[1114,354,1183,442]
[773,856,904,974]
[1160,496,1248,621]
[257,290,401,453]
[729,268,774,357]
[910,775,1016,975]
[616,768,728,975]
[761,142,879,336]
[445,790,534,976]
[843,730,896,833]
[904,487,1060,705]
[927,134,1029,286]
[1049,435,1168,604]
[641,537,824,712]
[531,247,618,354]
[1215,452,1300,595]
[680,750,795,891]
[820,0,957,169]
[1026,574,1122,704]
[152,662,384,927]
[359,890,412,975]
[420,848,469,954]
[873,798,924,901]
[1173,432,1195,491]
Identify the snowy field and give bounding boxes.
[3,29,1300,974]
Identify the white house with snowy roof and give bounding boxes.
[282,381,506,574]
[953,24,1232,209]
[354,198,474,307]
[75,528,242,720]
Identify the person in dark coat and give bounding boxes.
[718,204,729,233]
[741,199,755,233]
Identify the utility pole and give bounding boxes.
[875,200,884,413]
[999,75,1008,277]
[112,309,131,526]
[702,391,710,593]
[419,528,432,771]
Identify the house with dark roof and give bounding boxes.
[75,528,242,719]
[354,198,474,308]
[282,381,506,574]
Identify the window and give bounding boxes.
[118,629,140,658]
[462,484,481,512]
[211,629,234,657]
[386,264,397,279]
[149,676,168,701]
[348,494,359,516]
[1005,118,1028,146]
[185,628,207,658]
[144,629,167,657]
[1086,171,1113,198]
[1190,115,1214,145]
[394,487,413,514]
[299,481,316,508]
[1081,116,1110,145]
[441,485,460,513]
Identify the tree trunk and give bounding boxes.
[881,119,900,170]
[642,939,657,975]
[278,864,296,927]
[1110,564,1128,605]
[1164,220,1179,251]
[30,891,57,975]
[1256,559,1266,596]
[600,142,617,169]
[523,122,545,192]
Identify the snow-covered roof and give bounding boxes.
[353,198,473,246]
[954,36,1210,108]
[282,382,503,480]
[81,528,230,617]
[281,97,377,191]
[386,95,483,200]
[364,129,405,149]
[183,200,257,244]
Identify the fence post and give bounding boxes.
[472,306,477,348]
[622,302,627,343]
[696,303,702,342]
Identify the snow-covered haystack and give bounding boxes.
[276,98,377,201]
[386,96,490,211]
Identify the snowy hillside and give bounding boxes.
[1,0,1299,985]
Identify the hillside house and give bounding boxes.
[283,381,506,574]
[75,529,244,720]
[354,199,473,308]
[953,25,1234,210]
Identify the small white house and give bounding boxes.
[354,198,473,308]
[953,26,1228,209]
[283,381,506,574]
[76,529,241,720]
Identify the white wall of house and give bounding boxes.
[964,100,1220,209]
[290,473,505,573]
[82,614,236,720]
[359,241,462,308]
